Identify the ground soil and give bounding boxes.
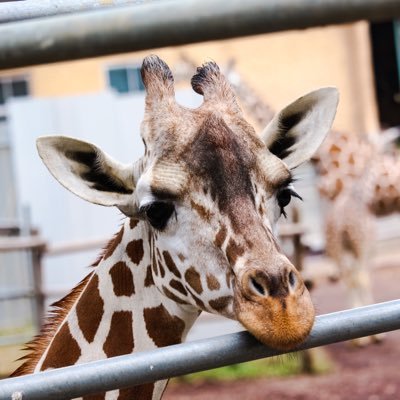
[164,257,400,400]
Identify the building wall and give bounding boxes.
[0,22,379,135]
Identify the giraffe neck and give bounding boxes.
[32,218,199,400]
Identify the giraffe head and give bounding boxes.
[37,56,338,350]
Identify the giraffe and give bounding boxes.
[12,55,339,399]
[321,141,400,345]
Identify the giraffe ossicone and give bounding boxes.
[15,55,339,399]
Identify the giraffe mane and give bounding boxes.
[11,273,92,377]
[11,228,125,377]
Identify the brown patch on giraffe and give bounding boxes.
[190,200,211,222]
[103,226,124,260]
[118,384,155,400]
[11,273,92,376]
[41,322,81,370]
[185,115,256,216]
[152,247,158,276]
[162,285,188,305]
[225,238,244,265]
[187,288,207,310]
[127,239,144,265]
[209,296,233,312]
[130,218,139,230]
[143,304,185,347]
[214,224,227,248]
[178,253,186,262]
[329,143,341,154]
[331,160,339,168]
[163,251,182,278]
[145,265,155,287]
[109,261,135,297]
[185,266,203,294]
[170,279,188,296]
[158,260,166,278]
[103,311,134,358]
[82,393,106,400]
[76,273,104,343]
[206,274,221,291]
[335,178,343,195]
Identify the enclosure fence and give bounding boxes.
[0,0,400,398]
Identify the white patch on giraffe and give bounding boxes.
[152,380,169,400]
[135,167,156,208]
[105,390,119,400]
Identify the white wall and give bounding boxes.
[7,89,202,294]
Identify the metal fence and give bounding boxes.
[0,0,400,398]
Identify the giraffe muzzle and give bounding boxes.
[234,266,315,350]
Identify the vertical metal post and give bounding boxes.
[30,236,45,331]
[292,207,305,272]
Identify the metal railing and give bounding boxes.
[0,300,399,400]
[0,0,399,69]
[0,0,153,24]
[0,234,107,335]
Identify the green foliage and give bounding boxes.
[174,349,334,384]
[176,353,302,383]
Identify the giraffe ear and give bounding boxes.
[36,136,137,216]
[261,88,339,169]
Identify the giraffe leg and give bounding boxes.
[338,252,370,347]
[342,254,383,346]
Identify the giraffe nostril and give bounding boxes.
[288,270,296,289]
[249,276,267,296]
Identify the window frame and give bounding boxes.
[105,63,145,95]
[0,74,30,109]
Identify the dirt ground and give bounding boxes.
[164,255,400,400]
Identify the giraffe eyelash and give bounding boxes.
[139,201,176,230]
[277,186,302,219]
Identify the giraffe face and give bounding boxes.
[37,56,339,350]
[135,114,314,349]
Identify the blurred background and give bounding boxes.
[0,1,400,398]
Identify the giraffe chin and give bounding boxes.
[235,290,315,351]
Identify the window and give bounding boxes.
[107,66,145,94]
[370,21,400,128]
[0,76,29,105]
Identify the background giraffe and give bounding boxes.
[317,130,400,345]
[12,56,338,399]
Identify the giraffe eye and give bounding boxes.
[277,187,302,218]
[141,201,175,230]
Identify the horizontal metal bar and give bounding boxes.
[0,0,151,24]
[0,0,399,70]
[47,237,107,256]
[0,289,35,302]
[0,237,46,252]
[1,300,399,400]
[0,333,34,348]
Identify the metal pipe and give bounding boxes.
[0,0,155,24]
[1,300,399,400]
[0,0,399,70]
